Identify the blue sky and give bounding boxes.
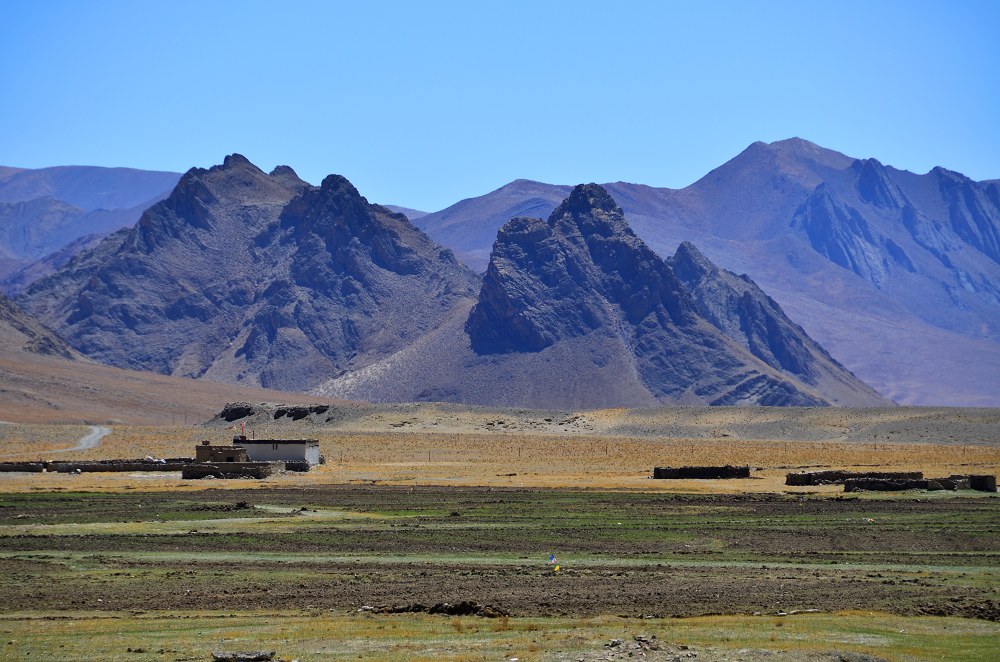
[2,0,997,211]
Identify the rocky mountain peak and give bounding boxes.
[220,153,256,170]
[468,184,701,355]
[19,156,480,392]
[556,183,622,217]
[550,183,632,239]
[268,165,309,192]
[853,158,907,209]
[463,186,858,406]
[279,173,426,277]
[670,241,717,282]
[269,165,298,178]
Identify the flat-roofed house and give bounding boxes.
[233,436,321,465]
[196,441,249,463]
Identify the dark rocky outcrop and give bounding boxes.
[409,138,1000,406]
[466,184,696,355]
[464,184,855,406]
[18,156,479,392]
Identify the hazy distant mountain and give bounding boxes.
[385,205,428,221]
[409,139,1000,406]
[414,179,573,270]
[0,165,181,293]
[0,165,180,211]
[315,185,886,407]
[19,155,479,391]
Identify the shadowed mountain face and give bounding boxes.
[0,292,80,360]
[411,139,1000,406]
[18,156,479,391]
[314,185,885,407]
[466,185,698,356]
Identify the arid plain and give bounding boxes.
[1,398,999,661]
[1,401,997,493]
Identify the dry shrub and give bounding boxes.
[491,616,511,632]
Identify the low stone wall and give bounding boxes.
[0,462,46,473]
[845,478,936,492]
[49,460,192,473]
[653,465,750,479]
[970,475,997,492]
[181,462,275,480]
[844,474,997,493]
[0,459,193,473]
[786,470,922,486]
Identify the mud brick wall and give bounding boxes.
[970,475,997,492]
[653,465,750,479]
[786,470,923,486]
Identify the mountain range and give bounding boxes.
[412,139,1000,406]
[4,138,998,406]
[0,290,352,425]
[315,184,881,407]
[15,156,884,408]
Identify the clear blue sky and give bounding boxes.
[2,0,997,211]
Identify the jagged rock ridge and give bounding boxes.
[464,184,885,406]
[312,184,884,407]
[19,155,479,391]
[409,138,1000,406]
[668,241,884,404]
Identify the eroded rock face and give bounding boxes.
[794,184,890,286]
[0,291,79,359]
[19,156,480,391]
[467,184,695,354]
[668,241,885,405]
[465,184,846,406]
[409,139,1000,406]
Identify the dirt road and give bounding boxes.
[0,423,109,458]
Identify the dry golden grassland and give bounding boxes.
[0,410,997,494]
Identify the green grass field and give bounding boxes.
[1,486,998,660]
